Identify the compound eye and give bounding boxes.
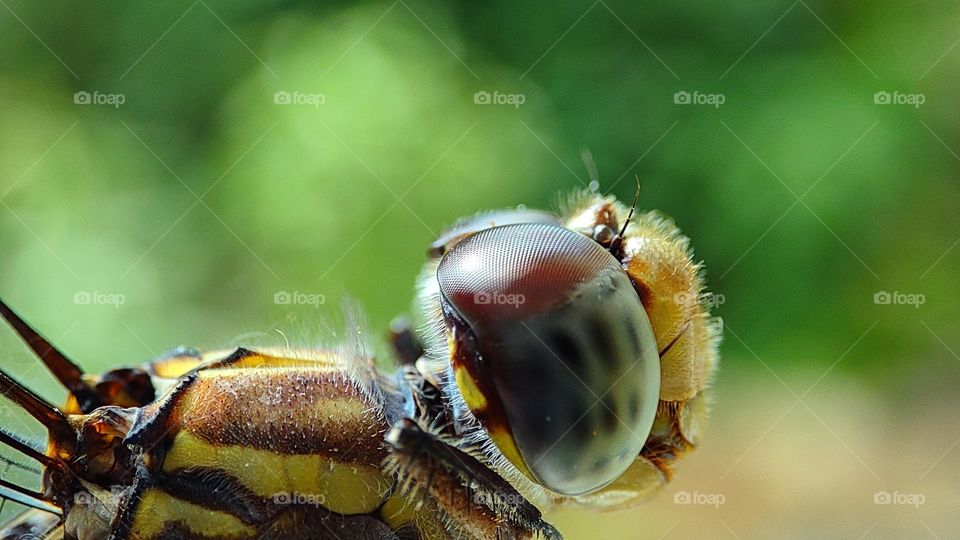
[437,223,660,495]
[428,209,559,258]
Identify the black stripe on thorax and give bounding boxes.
[155,467,274,526]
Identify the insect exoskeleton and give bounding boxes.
[0,190,719,540]
[0,334,447,539]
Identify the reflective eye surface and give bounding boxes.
[437,223,660,495]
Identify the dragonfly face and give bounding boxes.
[436,222,661,495]
[0,190,720,539]
[417,193,720,511]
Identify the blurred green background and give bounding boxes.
[1,1,958,538]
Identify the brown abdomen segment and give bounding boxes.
[110,349,445,540]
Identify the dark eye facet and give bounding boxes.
[437,223,660,495]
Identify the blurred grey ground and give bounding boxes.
[1,1,958,538]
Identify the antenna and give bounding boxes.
[618,175,642,239]
[609,175,642,255]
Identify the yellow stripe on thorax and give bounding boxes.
[131,488,255,539]
[162,430,390,515]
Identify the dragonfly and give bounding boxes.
[0,189,720,539]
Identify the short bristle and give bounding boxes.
[0,299,97,409]
[0,477,61,515]
[0,368,69,434]
[0,427,54,468]
[0,454,41,476]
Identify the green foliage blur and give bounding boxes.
[1,1,958,537]
[2,0,955,382]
